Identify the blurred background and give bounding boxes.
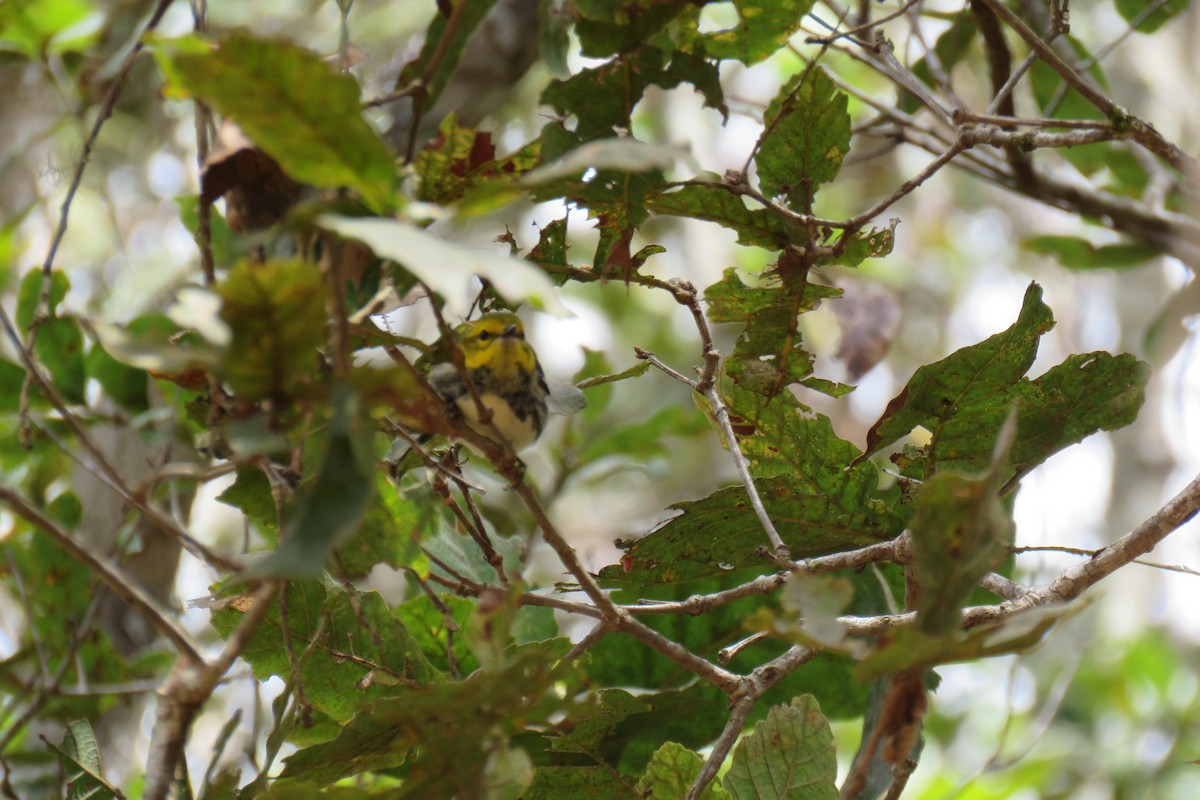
[2,0,1199,796]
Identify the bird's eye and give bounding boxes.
[477,330,492,342]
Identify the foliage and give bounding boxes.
[0,1,1194,799]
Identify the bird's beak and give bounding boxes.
[502,324,519,338]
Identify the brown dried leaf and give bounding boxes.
[831,280,901,381]
[202,121,304,232]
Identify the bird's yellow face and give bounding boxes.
[454,312,538,381]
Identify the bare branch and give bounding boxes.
[143,581,279,800]
[0,486,204,664]
[975,0,1197,175]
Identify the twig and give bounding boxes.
[0,595,102,754]
[239,615,328,797]
[686,646,818,800]
[1014,545,1200,578]
[563,622,613,661]
[806,0,918,45]
[633,346,696,387]
[26,0,175,354]
[882,758,918,800]
[143,581,280,800]
[402,0,473,164]
[702,377,789,561]
[979,572,1029,601]
[841,139,966,233]
[190,0,216,285]
[362,84,422,110]
[687,695,755,800]
[407,568,463,678]
[956,111,1113,130]
[974,0,1196,175]
[0,305,242,573]
[0,486,203,664]
[958,125,1133,150]
[505,476,741,693]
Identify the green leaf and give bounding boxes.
[15,268,84,403]
[574,0,693,56]
[86,339,149,412]
[861,283,1149,481]
[1025,234,1158,270]
[704,269,842,397]
[16,267,68,330]
[396,593,478,676]
[216,466,279,532]
[723,695,839,800]
[35,317,86,405]
[647,184,795,250]
[551,689,652,755]
[217,259,327,403]
[525,767,638,799]
[56,719,114,800]
[210,583,438,722]
[416,114,541,206]
[540,49,663,139]
[1115,0,1188,32]
[40,719,123,800]
[604,475,894,585]
[854,603,1079,681]
[393,0,498,108]
[828,222,898,267]
[910,454,1015,635]
[703,0,816,64]
[317,215,568,318]
[638,742,731,799]
[280,646,579,790]
[157,32,397,211]
[861,283,1054,465]
[0,0,97,58]
[755,66,851,208]
[246,386,376,579]
[335,471,436,578]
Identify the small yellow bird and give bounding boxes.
[427,312,550,450]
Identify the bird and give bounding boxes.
[426,311,550,451]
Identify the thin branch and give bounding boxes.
[974,0,1196,175]
[402,0,473,164]
[805,0,918,45]
[703,377,790,560]
[687,695,755,800]
[633,346,697,387]
[27,0,175,348]
[686,646,818,800]
[362,84,421,110]
[0,486,204,664]
[958,125,1136,150]
[190,0,216,285]
[0,595,102,754]
[1014,545,1200,578]
[143,581,279,800]
[842,139,966,232]
[507,476,741,693]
